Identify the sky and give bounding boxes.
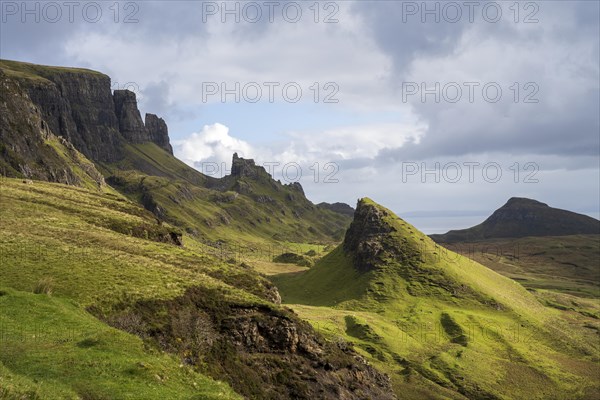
[1,0,599,233]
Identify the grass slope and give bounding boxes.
[273,198,600,399]
[0,177,280,398]
[104,143,350,249]
[0,288,240,400]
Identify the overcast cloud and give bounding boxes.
[1,0,598,232]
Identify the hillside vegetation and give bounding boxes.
[273,199,600,399]
[0,178,395,399]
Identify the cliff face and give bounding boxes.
[145,113,173,154]
[0,60,173,173]
[14,65,124,163]
[112,90,173,154]
[0,69,106,187]
[113,89,147,145]
[343,198,423,272]
[99,285,397,400]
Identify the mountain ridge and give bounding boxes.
[0,59,351,246]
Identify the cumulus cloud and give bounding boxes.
[174,123,254,169]
[174,120,426,174]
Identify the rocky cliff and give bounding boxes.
[0,60,173,175]
[0,69,106,188]
[145,113,173,154]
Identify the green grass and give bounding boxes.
[1,174,598,399]
[441,235,600,298]
[0,288,241,400]
[0,177,287,397]
[0,59,106,83]
[103,144,350,249]
[272,198,600,399]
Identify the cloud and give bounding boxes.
[3,0,598,231]
[174,123,254,169]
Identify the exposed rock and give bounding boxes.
[1,60,176,169]
[343,199,420,272]
[254,194,276,204]
[113,90,148,144]
[288,181,305,195]
[0,69,106,187]
[231,152,269,179]
[7,62,125,163]
[98,286,396,400]
[145,113,173,154]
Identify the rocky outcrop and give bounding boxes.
[113,90,148,144]
[15,65,124,163]
[230,152,270,179]
[343,199,396,272]
[430,197,600,243]
[287,181,305,195]
[145,113,173,154]
[99,285,396,400]
[343,199,421,272]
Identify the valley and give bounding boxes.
[0,59,598,399]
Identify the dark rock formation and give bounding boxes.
[288,181,305,195]
[16,66,124,163]
[0,69,105,187]
[430,197,600,243]
[99,285,396,400]
[0,60,174,168]
[343,199,396,272]
[145,113,173,154]
[231,152,269,179]
[343,199,421,272]
[113,90,148,144]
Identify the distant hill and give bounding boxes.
[430,197,600,243]
[317,202,355,217]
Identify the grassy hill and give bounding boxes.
[0,178,394,399]
[0,59,352,252]
[104,146,350,248]
[2,59,598,400]
[273,198,600,399]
